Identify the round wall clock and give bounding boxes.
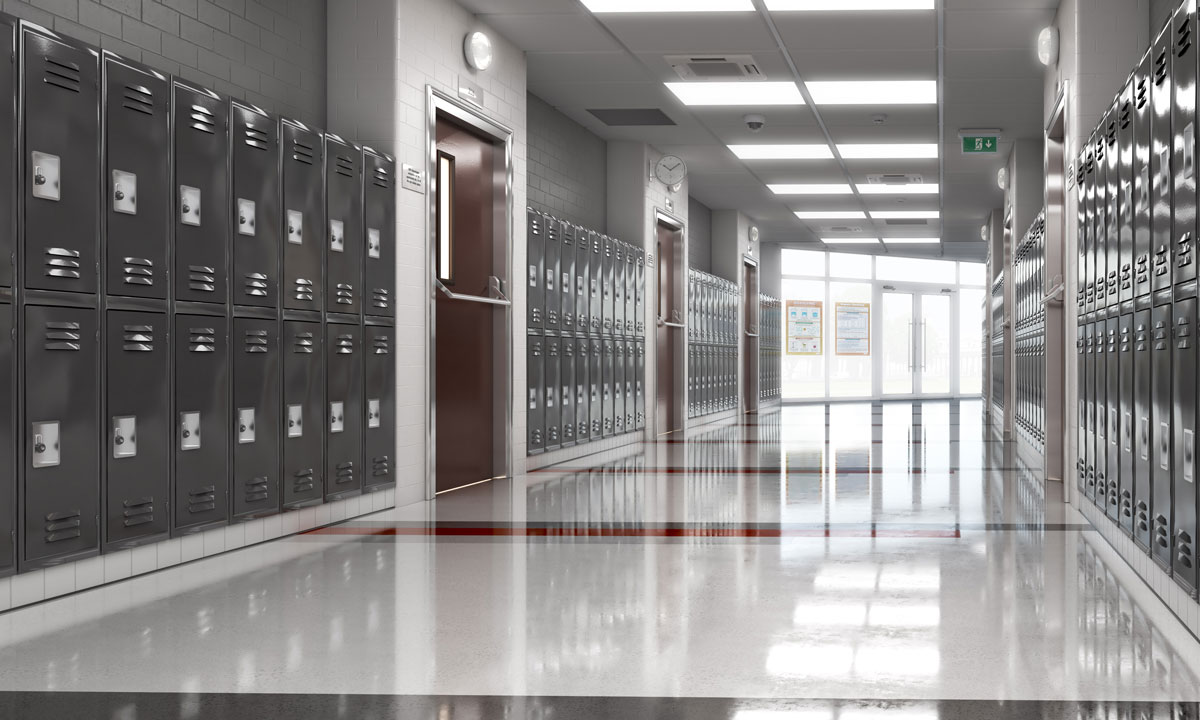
[654,155,687,191]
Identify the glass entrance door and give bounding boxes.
[920,293,952,395]
[881,292,914,395]
[880,291,955,398]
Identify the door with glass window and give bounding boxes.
[880,290,954,397]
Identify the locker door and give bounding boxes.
[1106,317,1120,519]
[688,343,695,418]
[325,136,362,314]
[1084,142,1096,313]
[602,236,614,333]
[1151,302,1174,569]
[625,249,636,335]
[636,250,646,335]
[527,209,544,332]
[23,305,99,565]
[545,335,561,451]
[625,340,635,432]
[232,318,280,518]
[590,233,602,332]
[636,340,645,430]
[1106,111,1121,305]
[0,303,11,575]
[576,227,589,333]
[1174,5,1198,285]
[281,119,324,311]
[173,82,229,305]
[282,320,323,507]
[602,338,614,437]
[562,339,576,445]
[0,16,13,289]
[1120,314,1136,532]
[1134,308,1153,549]
[1151,25,1174,291]
[614,340,625,434]
[1094,128,1109,308]
[614,242,625,338]
[590,338,602,437]
[103,55,169,299]
[576,336,589,444]
[105,310,169,549]
[561,223,576,333]
[1085,321,1096,500]
[1119,81,1135,304]
[363,325,395,490]
[174,315,228,533]
[22,28,99,295]
[544,219,560,333]
[326,324,362,498]
[1077,152,1089,310]
[527,334,545,453]
[1173,297,1198,588]
[363,148,395,317]
[231,102,280,308]
[1135,55,1153,298]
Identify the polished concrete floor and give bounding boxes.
[1,400,1200,719]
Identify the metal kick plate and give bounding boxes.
[180,411,201,450]
[287,209,303,245]
[180,185,201,226]
[368,228,381,259]
[238,407,256,444]
[31,152,61,201]
[287,404,303,438]
[330,401,344,433]
[368,398,381,429]
[113,416,137,458]
[32,421,61,468]
[112,170,137,215]
[330,219,344,253]
[237,198,256,236]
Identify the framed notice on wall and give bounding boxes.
[835,302,871,356]
[786,300,823,355]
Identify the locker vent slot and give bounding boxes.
[1179,18,1193,57]
[1136,78,1148,109]
[122,497,154,527]
[335,334,354,354]
[244,476,269,503]
[1120,102,1132,129]
[372,335,390,354]
[292,332,315,354]
[122,324,155,352]
[372,456,390,477]
[372,288,389,309]
[188,486,216,514]
[292,138,315,165]
[335,283,354,305]
[122,84,154,116]
[244,124,270,150]
[188,328,216,353]
[123,257,154,286]
[335,154,355,178]
[1155,50,1168,84]
[45,247,81,279]
[293,469,314,494]
[372,165,390,189]
[335,461,354,484]
[188,265,216,293]
[43,56,81,93]
[244,272,269,297]
[294,278,314,302]
[44,321,81,351]
[244,329,269,353]
[189,104,216,134]
[44,509,81,542]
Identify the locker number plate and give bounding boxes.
[287,210,304,245]
[368,228,381,259]
[287,404,303,438]
[180,412,201,451]
[112,416,137,459]
[238,407,256,444]
[330,219,345,253]
[31,152,61,201]
[368,399,381,429]
[330,402,344,433]
[31,421,60,468]
[237,199,256,236]
[180,186,202,226]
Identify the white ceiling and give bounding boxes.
[460,0,1060,259]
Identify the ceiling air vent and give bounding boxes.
[827,226,864,233]
[667,54,762,80]
[867,174,924,185]
[588,108,676,127]
[884,218,931,226]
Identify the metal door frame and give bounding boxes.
[654,208,686,437]
[742,253,759,414]
[425,87,514,500]
[875,281,960,400]
[1044,82,1069,485]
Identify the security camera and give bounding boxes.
[744,114,766,132]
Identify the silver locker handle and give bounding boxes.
[1161,422,1171,470]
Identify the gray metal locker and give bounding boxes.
[325,135,362,315]
[1134,308,1153,549]
[1119,78,1135,304]
[363,323,395,491]
[1119,314,1135,533]
[231,101,280,308]
[1093,128,1108,309]
[1175,4,1198,286]
[635,340,645,431]
[635,249,645,335]
[590,338,602,437]
[22,26,100,295]
[625,247,636,335]
[281,119,324,312]
[602,337,614,437]
[173,81,229,305]
[23,304,99,567]
[588,231,601,332]
[0,302,11,576]
[1077,153,1088,310]
[1151,24,1174,292]
[173,314,228,534]
[545,335,561,450]
[562,338,576,446]
[614,340,625,434]
[576,336,589,444]
[1105,317,1120,519]
[326,323,362,498]
[688,343,695,418]
[363,148,395,317]
[1106,110,1121,306]
[104,310,169,550]
[602,236,614,333]
[1085,321,1096,500]
[103,54,169,300]
[624,340,635,432]
[614,242,625,338]
[527,334,545,453]
[282,320,323,508]
[1151,302,1173,570]
[232,317,280,519]
[1135,53,1153,298]
[545,218,560,333]
[561,222,576,333]
[527,209,544,332]
[1173,295,1198,589]
[576,227,589,333]
[1084,142,1095,313]
[0,16,14,289]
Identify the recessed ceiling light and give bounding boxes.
[795,211,867,219]
[768,184,853,195]
[839,144,939,159]
[807,81,937,105]
[583,0,753,11]
[821,237,879,244]
[856,183,939,194]
[870,210,940,219]
[766,0,933,8]
[883,238,940,244]
[730,145,834,160]
[667,81,804,106]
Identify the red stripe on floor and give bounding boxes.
[305,525,961,539]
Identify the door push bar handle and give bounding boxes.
[745,332,760,338]
[1042,275,1065,305]
[661,321,686,329]
[435,278,511,307]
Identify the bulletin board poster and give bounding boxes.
[835,302,871,356]
[786,300,823,355]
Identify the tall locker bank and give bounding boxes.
[173,81,229,304]
[280,119,324,312]
[231,317,280,520]
[363,147,395,319]
[174,315,229,534]
[326,323,362,499]
[282,321,323,508]
[362,145,395,493]
[363,324,395,491]
[325,135,362,317]
[0,15,15,577]
[231,101,279,308]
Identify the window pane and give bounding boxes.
[959,289,984,394]
[959,262,986,286]
[876,256,956,284]
[829,282,872,398]
[782,278,826,399]
[829,252,872,279]
[881,293,912,395]
[783,249,826,277]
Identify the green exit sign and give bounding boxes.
[962,136,998,153]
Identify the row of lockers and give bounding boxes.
[760,296,781,401]
[526,209,645,338]
[688,270,738,346]
[689,344,737,418]
[1014,213,1047,446]
[990,275,1005,411]
[1075,0,1200,598]
[527,333,646,455]
[0,17,394,315]
[0,306,394,575]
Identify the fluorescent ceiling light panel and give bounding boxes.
[667,82,804,106]
[882,238,940,244]
[583,0,753,11]
[856,184,939,194]
[769,184,853,195]
[766,0,933,9]
[839,144,939,159]
[870,210,940,219]
[795,211,867,219]
[730,145,834,160]
[807,81,937,105]
[822,238,879,244]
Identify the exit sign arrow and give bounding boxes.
[962,136,998,153]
